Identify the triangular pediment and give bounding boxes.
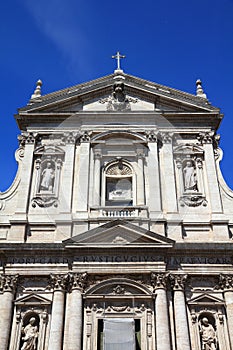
[63,219,174,248]
[188,293,224,305]
[18,73,218,115]
[15,293,51,305]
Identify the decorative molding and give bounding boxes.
[49,274,69,291]
[197,132,214,145]
[99,81,137,112]
[145,131,158,143]
[0,199,5,211]
[32,196,59,208]
[170,274,188,291]
[19,132,37,145]
[62,131,80,144]
[106,161,132,176]
[218,274,233,290]
[0,274,18,292]
[180,194,207,207]
[112,285,125,295]
[80,131,92,143]
[69,272,88,292]
[159,132,173,144]
[151,273,168,290]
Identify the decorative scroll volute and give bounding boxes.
[219,274,233,290]
[151,273,168,290]
[50,274,69,291]
[69,272,88,292]
[170,274,188,291]
[0,274,18,293]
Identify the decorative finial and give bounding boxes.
[196,79,207,99]
[30,79,42,100]
[112,51,125,73]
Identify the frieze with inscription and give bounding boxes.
[0,254,232,267]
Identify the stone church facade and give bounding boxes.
[0,67,233,350]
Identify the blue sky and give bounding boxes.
[0,0,233,191]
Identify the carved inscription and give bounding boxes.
[0,255,232,266]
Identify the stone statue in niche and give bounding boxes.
[40,161,55,192]
[199,317,217,350]
[183,160,198,191]
[21,317,38,350]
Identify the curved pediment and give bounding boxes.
[173,143,204,156]
[86,277,152,296]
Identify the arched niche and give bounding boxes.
[83,278,155,350]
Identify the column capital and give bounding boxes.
[80,131,92,143]
[197,131,214,145]
[19,131,37,145]
[93,148,102,159]
[151,272,168,290]
[62,131,80,144]
[50,274,69,291]
[0,274,18,293]
[159,132,173,144]
[145,130,158,143]
[219,274,233,291]
[69,272,88,292]
[170,274,188,291]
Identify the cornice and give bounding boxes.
[18,73,220,114]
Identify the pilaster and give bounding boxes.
[136,147,145,206]
[146,132,161,215]
[60,132,77,212]
[92,148,102,207]
[15,133,36,217]
[219,274,233,349]
[198,132,222,213]
[159,133,177,213]
[75,132,91,216]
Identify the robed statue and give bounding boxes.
[21,317,38,350]
[200,317,217,350]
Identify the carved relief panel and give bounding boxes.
[31,146,65,207]
[174,144,207,207]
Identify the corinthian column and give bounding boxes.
[219,274,233,349]
[170,274,191,350]
[63,272,87,350]
[0,274,18,350]
[48,274,68,350]
[151,273,171,350]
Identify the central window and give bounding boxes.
[98,318,141,350]
[105,161,133,206]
